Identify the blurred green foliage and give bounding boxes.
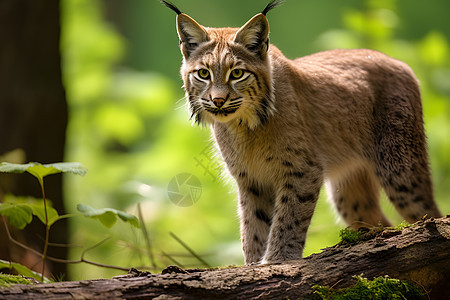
[60,0,449,280]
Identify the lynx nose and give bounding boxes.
[212,97,226,108]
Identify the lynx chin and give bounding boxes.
[161,0,442,264]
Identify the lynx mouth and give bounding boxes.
[203,96,243,117]
[204,106,240,117]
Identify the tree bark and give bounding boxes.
[0,0,68,277]
[1,217,449,299]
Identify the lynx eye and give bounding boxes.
[230,69,244,80]
[198,69,210,79]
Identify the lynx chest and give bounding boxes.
[213,124,285,186]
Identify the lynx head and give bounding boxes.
[162,0,283,129]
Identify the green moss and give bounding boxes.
[338,221,414,246]
[338,228,363,244]
[313,275,425,300]
[392,221,412,231]
[0,273,33,288]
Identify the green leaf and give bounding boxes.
[0,202,33,229]
[44,162,88,176]
[29,202,60,226]
[77,204,140,228]
[0,259,49,282]
[0,162,30,173]
[0,162,88,182]
[26,164,60,181]
[0,195,60,228]
[116,210,140,228]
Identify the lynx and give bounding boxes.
[161,0,442,263]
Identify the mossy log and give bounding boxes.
[1,217,449,299]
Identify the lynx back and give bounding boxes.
[162,0,442,263]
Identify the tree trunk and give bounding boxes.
[1,217,449,299]
[0,0,68,278]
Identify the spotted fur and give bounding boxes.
[163,2,442,264]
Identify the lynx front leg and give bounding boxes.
[238,181,274,264]
[262,164,322,263]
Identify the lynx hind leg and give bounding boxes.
[375,135,442,223]
[327,163,391,229]
[376,150,442,222]
[374,94,442,223]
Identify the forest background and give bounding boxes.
[3,0,450,281]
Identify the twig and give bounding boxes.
[2,218,129,272]
[2,217,45,260]
[46,242,83,248]
[169,232,211,268]
[80,236,112,261]
[137,203,157,269]
[38,178,50,282]
[411,279,431,300]
[161,251,184,268]
[52,213,80,223]
[329,278,344,289]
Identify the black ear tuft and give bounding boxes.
[261,0,284,16]
[160,0,182,15]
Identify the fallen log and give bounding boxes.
[1,216,449,299]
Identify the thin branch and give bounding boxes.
[137,203,157,269]
[161,251,184,268]
[169,232,211,268]
[80,236,112,260]
[3,217,45,260]
[79,258,129,272]
[52,213,80,223]
[2,218,129,272]
[46,242,83,248]
[38,178,49,282]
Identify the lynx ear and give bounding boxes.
[234,13,269,58]
[177,14,209,58]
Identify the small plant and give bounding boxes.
[0,162,87,281]
[0,259,45,283]
[77,203,140,228]
[393,221,412,231]
[338,221,413,246]
[339,227,363,244]
[313,275,426,300]
[0,162,139,282]
[0,273,34,287]
[1,161,211,282]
